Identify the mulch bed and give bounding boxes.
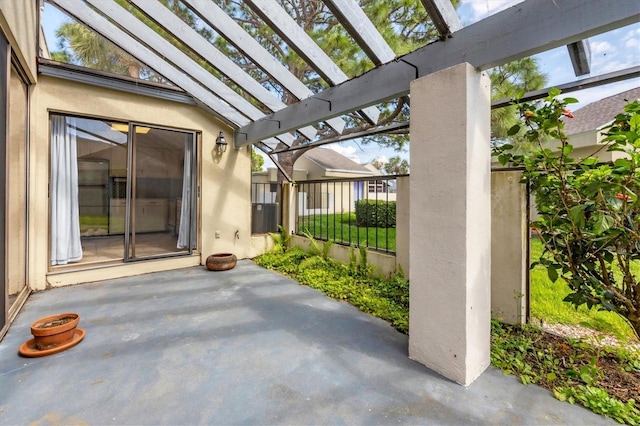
[528,331,639,403]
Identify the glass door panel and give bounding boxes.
[128,125,194,259]
[71,117,128,263]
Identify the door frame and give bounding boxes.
[0,30,9,336]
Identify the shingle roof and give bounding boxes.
[303,148,371,172]
[564,87,640,136]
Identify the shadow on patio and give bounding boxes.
[0,261,608,425]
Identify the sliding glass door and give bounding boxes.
[127,125,195,260]
[50,115,197,267]
[2,33,31,332]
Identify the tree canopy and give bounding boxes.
[383,156,410,175]
[251,148,265,172]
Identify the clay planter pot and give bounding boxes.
[30,313,80,350]
[206,253,237,271]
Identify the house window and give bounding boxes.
[49,115,198,266]
[368,180,387,193]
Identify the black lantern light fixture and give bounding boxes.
[215,131,228,154]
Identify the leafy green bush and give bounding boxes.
[494,89,640,337]
[554,386,638,425]
[355,200,396,228]
[268,225,292,253]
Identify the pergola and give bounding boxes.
[42,0,639,385]
[45,1,638,176]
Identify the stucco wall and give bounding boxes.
[295,156,321,179]
[31,76,252,288]
[395,176,409,275]
[0,1,37,81]
[491,171,528,325]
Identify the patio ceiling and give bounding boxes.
[45,0,639,157]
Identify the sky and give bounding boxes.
[41,1,640,168]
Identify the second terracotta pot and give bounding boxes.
[206,253,237,271]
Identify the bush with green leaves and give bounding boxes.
[493,88,640,337]
[355,200,396,228]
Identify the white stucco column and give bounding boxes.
[408,63,491,386]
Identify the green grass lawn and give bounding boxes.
[297,212,396,252]
[530,238,638,341]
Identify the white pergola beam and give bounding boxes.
[323,0,396,65]
[420,0,463,37]
[236,0,639,145]
[84,0,298,146]
[181,0,345,135]
[131,0,316,142]
[244,0,380,125]
[50,0,246,128]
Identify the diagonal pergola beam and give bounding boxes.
[419,0,463,38]
[235,0,639,146]
[244,0,380,125]
[50,0,245,127]
[52,0,287,146]
[182,0,346,136]
[130,0,317,142]
[322,0,395,65]
[84,0,297,146]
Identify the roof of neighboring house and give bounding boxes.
[564,87,640,136]
[302,148,372,173]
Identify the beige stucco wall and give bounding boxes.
[295,156,324,179]
[252,168,307,183]
[491,171,528,325]
[30,76,252,289]
[395,176,409,275]
[0,1,37,81]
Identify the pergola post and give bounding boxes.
[408,62,491,386]
[280,183,297,237]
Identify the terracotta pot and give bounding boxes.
[30,313,80,351]
[206,253,237,271]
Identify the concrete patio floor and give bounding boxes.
[0,260,610,425]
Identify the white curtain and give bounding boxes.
[50,116,83,265]
[177,139,195,249]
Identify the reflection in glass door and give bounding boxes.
[127,125,195,260]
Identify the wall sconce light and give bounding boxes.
[215,131,228,154]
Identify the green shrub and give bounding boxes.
[494,90,640,338]
[355,200,396,228]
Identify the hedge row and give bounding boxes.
[355,200,396,228]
